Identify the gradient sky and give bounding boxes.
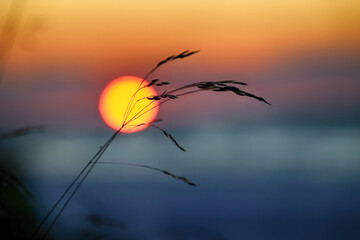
[1,2,360,239]
[0,0,359,130]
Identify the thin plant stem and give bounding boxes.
[173,89,204,97]
[93,161,196,186]
[40,129,120,240]
[122,64,159,126]
[125,88,205,127]
[124,99,156,126]
[31,129,121,240]
[123,50,200,129]
[122,85,146,124]
[124,99,165,127]
[93,161,172,174]
[31,160,93,239]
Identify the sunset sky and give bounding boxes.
[0,0,359,130]
[1,1,360,239]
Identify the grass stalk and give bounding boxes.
[31,129,121,240]
[32,50,269,239]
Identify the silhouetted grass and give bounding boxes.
[0,125,44,140]
[94,161,196,186]
[32,50,270,240]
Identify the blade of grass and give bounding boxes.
[123,50,200,128]
[94,161,196,186]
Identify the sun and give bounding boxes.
[99,76,159,133]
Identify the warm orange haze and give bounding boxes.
[99,76,159,133]
[2,0,359,74]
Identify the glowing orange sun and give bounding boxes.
[99,76,159,133]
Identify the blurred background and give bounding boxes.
[0,0,360,239]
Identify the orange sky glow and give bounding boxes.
[1,0,359,130]
[1,0,359,74]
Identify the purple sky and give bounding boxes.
[1,49,359,132]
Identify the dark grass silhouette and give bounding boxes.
[0,126,41,239]
[31,50,270,240]
[94,161,197,186]
[0,125,44,140]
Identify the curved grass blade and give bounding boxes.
[94,161,196,186]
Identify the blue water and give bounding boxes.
[4,124,360,239]
[29,174,360,240]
